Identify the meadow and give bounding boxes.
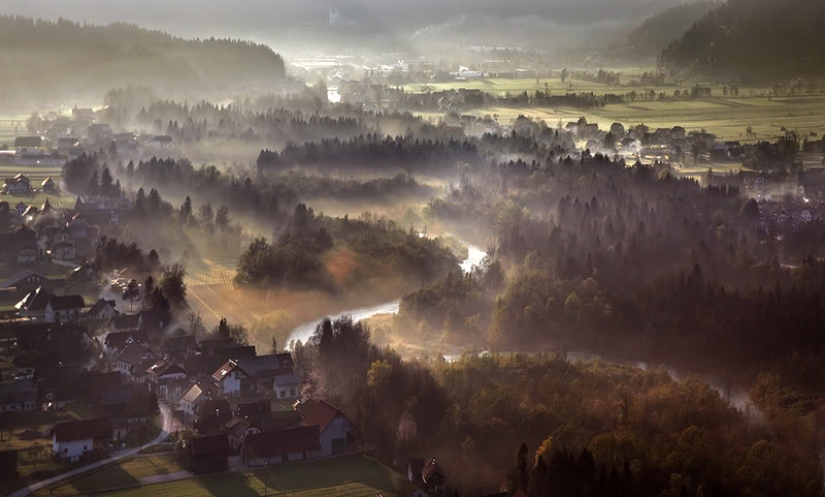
[37,453,407,497]
[405,77,825,143]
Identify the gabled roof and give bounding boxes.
[224,416,254,437]
[243,426,320,458]
[87,299,116,316]
[117,343,154,367]
[53,418,112,442]
[422,459,445,484]
[0,269,48,289]
[212,360,247,382]
[164,334,196,352]
[47,294,85,311]
[297,400,349,433]
[237,353,292,377]
[146,359,186,378]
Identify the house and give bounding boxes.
[295,399,355,456]
[100,385,150,426]
[50,240,76,261]
[45,294,85,323]
[186,434,230,474]
[0,225,38,264]
[0,450,18,480]
[241,426,321,467]
[116,343,156,382]
[86,299,117,322]
[223,416,260,451]
[41,177,56,192]
[235,400,272,426]
[237,353,300,398]
[194,398,232,435]
[145,359,187,399]
[162,334,197,362]
[0,379,37,412]
[3,175,31,194]
[52,418,113,460]
[179,381,219,424]
[14,201,27,217]
[14,136,42,150]
[0,270,49,294]
[104,329,147,359]
[212,360,249,397]
[138,308,171,334]
[420,459,447,497]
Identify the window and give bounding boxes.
[290,389,295,397]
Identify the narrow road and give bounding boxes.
[11,405,172,497]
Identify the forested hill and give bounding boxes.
[0,16,286,110]
[659,0,825,81]
[623,1,717,59]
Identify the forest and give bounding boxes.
[0,15,286,110]
[659,0,825,81]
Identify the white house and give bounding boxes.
[0,380,37,412]
[145,360,187,400]
[44,295,85,323]
[52,418,113,460]
[212,360,248,397]
[85,299,117,322]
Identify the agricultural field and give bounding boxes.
[40,453,407,497]
[405,77,825,143]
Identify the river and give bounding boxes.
[285,240,760,418]
[286,242,488,347]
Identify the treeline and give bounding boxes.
[257,134,480,175]
[295,318,821,495]
[410,151,825,395]
[235,204,457,291]
[0,15,285,110]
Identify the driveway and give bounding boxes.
[11,405,172,497]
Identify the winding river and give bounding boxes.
[286,243,488,347]
[286,241,759,417]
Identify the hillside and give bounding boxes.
[659,0,825,81]
[0,16,286,110]
[624,1,718,58]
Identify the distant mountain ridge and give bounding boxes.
[0,15,286,110]
[659,0,825,81]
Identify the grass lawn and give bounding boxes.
[35,454,187,496]
[47,453,407,497]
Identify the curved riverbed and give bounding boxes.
[286,242,487,347]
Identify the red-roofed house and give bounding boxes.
[241,426,321,467]
[295,399,354,456]
[212,360,249,397]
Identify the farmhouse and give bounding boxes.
[104,328,147,359]
[85,299,117,322]
[212,359,248,397]
[145,359,187,399]
[44,294,85,323]
[3,174,31,194]
[0,270,49,294]
[179,381,219,425]
[223,416,260,451]
[52,417,113,460]
[295,399,355,456]
[14,136,42,150]
[15,286,52,319]
[241,425,321,467]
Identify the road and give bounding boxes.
[11,405,172,497]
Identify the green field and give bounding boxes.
[405,77,825,142]
[39,453,407,497]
